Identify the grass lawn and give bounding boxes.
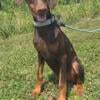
[0,18,100,100]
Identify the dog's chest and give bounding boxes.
[33,33,59,60]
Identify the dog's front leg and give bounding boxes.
[58,54,67,100]
[32,53,45,96]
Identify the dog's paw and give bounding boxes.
[58,94,66,100]
[74,84,84,96]
[32,85,41,96]
[32,80,47,96]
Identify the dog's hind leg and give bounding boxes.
[72,58,84,96]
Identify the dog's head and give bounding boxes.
[16,0,57,22]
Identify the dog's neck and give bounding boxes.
[34,19,60,41]
[35,20,56,29]
[33,15,55,27]
[34,15,58,34]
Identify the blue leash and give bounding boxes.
[57,21,100,33]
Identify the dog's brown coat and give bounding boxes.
[16,0,84,100]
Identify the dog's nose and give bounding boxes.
[36,0,47,13]
[36,7,47,14]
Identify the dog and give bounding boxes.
[16,0,84,100]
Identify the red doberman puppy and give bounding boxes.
[16,0,84,100]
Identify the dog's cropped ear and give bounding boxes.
[47,0,57,9]
[15,0,23,5]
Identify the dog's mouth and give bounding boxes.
[36,14,47,22]
[35,10,48,22]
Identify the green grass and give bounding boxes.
[0,18,100,100]
[0,0,100,38]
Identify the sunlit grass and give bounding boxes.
[0,19,100,99]
[0,0,100,99]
